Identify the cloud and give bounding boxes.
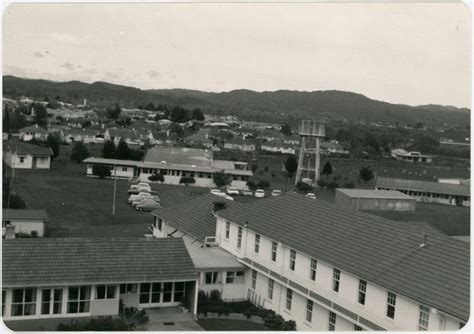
[60,62,75,71]
[33,52,44,58]
[147,70,161,78]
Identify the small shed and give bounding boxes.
[2,209,48,237]
[335,189,416,211]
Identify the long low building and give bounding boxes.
[83,146,252,189]
[375,177,470,207]
[335,189,416,211]
[2,238,199,323]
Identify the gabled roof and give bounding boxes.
[336,189,415,200]
[152,193,243,242]
[3,238,197,287]
[218,193,469,321]
[6,142,53,157]
[376,177,470,197]
[18,124,48,134]
[2,209,48,221]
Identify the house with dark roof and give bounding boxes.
[214,193,469,331]
[2,238,199,322]
[4,142,53,169]
[2,209,48,237]
[18,124,49,142]
[375,177,470,207]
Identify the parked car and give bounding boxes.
[306,193,317,200]
[226,187,240,196]
[128,192,158,204]
[136,201,161,211]
[255,189,265,198]
[271,190,282,197]
[210,189,224,195]
[132,195,160,207]
[241,189,253,196]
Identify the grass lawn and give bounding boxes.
[197,319,269,331]
[9,150,208,237]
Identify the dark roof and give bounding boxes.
[6,142,53,157]
[2,209,48,221]
[152,193,243,242]
[376,177,470,197]
[336,189,414,200]
[3,238,197,287]
[218,193,469,321]
[18,124,48,134]
[107,128,138,140]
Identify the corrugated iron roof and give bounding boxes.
[3,238,197,287]
[376,177,470,197]
[218,193,469,321]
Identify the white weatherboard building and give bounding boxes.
[2,238,199,325]
[3,142,53,169]
[150,192,468,331]
[2,209,48,237]
[83,146,252,189]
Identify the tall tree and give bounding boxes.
[106,103,122,119]
[3,106,10,134]
[46,134,60,158]
[359,166,374,184]
[10,110,27,131]
[322,161,333,179]
[32,103,48,128]
[71,142,90,162]
[213,171,233,188]
[284,154,298,191]
[115,139,131,160]
[102,140,116,158]
[280,124,292,136]
[191,108,205,121]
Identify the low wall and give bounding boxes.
[197,312,264,324]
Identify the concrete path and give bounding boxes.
[136,307,204,331]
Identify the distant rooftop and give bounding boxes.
[2,209,48,221]
[336,189,415,200]
[6,142,53,157]
[376,177,470,197]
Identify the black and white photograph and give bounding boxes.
[1,1,471,332]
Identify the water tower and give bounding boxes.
[295,120,326,185]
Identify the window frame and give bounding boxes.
[386,292,396,319]
[358,279,367,305]
[254,234,260,253]
[329,311,337,331]
[285,288,293,311]
[418,305,430,330]
[271,241,278,262]
[237,226,243,249]
[306,299,313,322]
[225,222,230,239]
[289,249,296,271]
[120,283,138,294]
[310,258,317,281]
[96,285,117,300]
[251,270,257,289]
[67,286,91,314]
[267,279,274,300]
[205,272,219,285]
[332,268,341,292]
[11,287,37,317]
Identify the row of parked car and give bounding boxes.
[211,187,284,198]
[127,182,161,211]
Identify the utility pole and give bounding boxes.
[112,165,117,215]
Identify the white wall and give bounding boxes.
[215,216,465,331]
[9,221,45,237]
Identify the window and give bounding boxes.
[19,157,25,163]
[237,227,242,249]
[225,222,230,239]
[306,299,313,322]
[122,167,128,171]
[329,311,336,331]
[332,268,340,292]
[289,249,296,271]
[254,234,260,253]
[67,286,90,313]
[354,325,363,331]
[205,272,219,285]
[358,279,367,305]
[139,282,162,304]
[267,279,274,300]
[96,285,116,299]
[11,288,37,316]
[310,258,317,281]
[286,288,292,311]
[271,241,278,262]
[251,270,257,289]
[226,271,245,284]
[2,290,6,316]
[419,305,430,330]
[155,218,163,231]
[41,288,62,315]
[386,292,396,319]
[120,284,137,294]
[163,282,173,303]
[174,282,185,302]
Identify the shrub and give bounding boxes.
[264,312,285,330]
[283,320,297,330]
[57,316,133,331]
[257,180,270,189]
[326,181,340,190]
[198,290,207,303]
[316,179,327,189]
[246,181,257,190]
[296,181,312,193]
[179,176,196,186]
[92,165,111,179]
[70,141,90,162]
[343,182,355,189]
[148,174,164,183]
[209,289,221,301]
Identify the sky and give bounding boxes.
[2,2,472,108]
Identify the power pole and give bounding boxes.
[112,165,117,215]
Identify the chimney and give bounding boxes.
[5,225,16,239]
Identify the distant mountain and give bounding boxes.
[3,75,470,126]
